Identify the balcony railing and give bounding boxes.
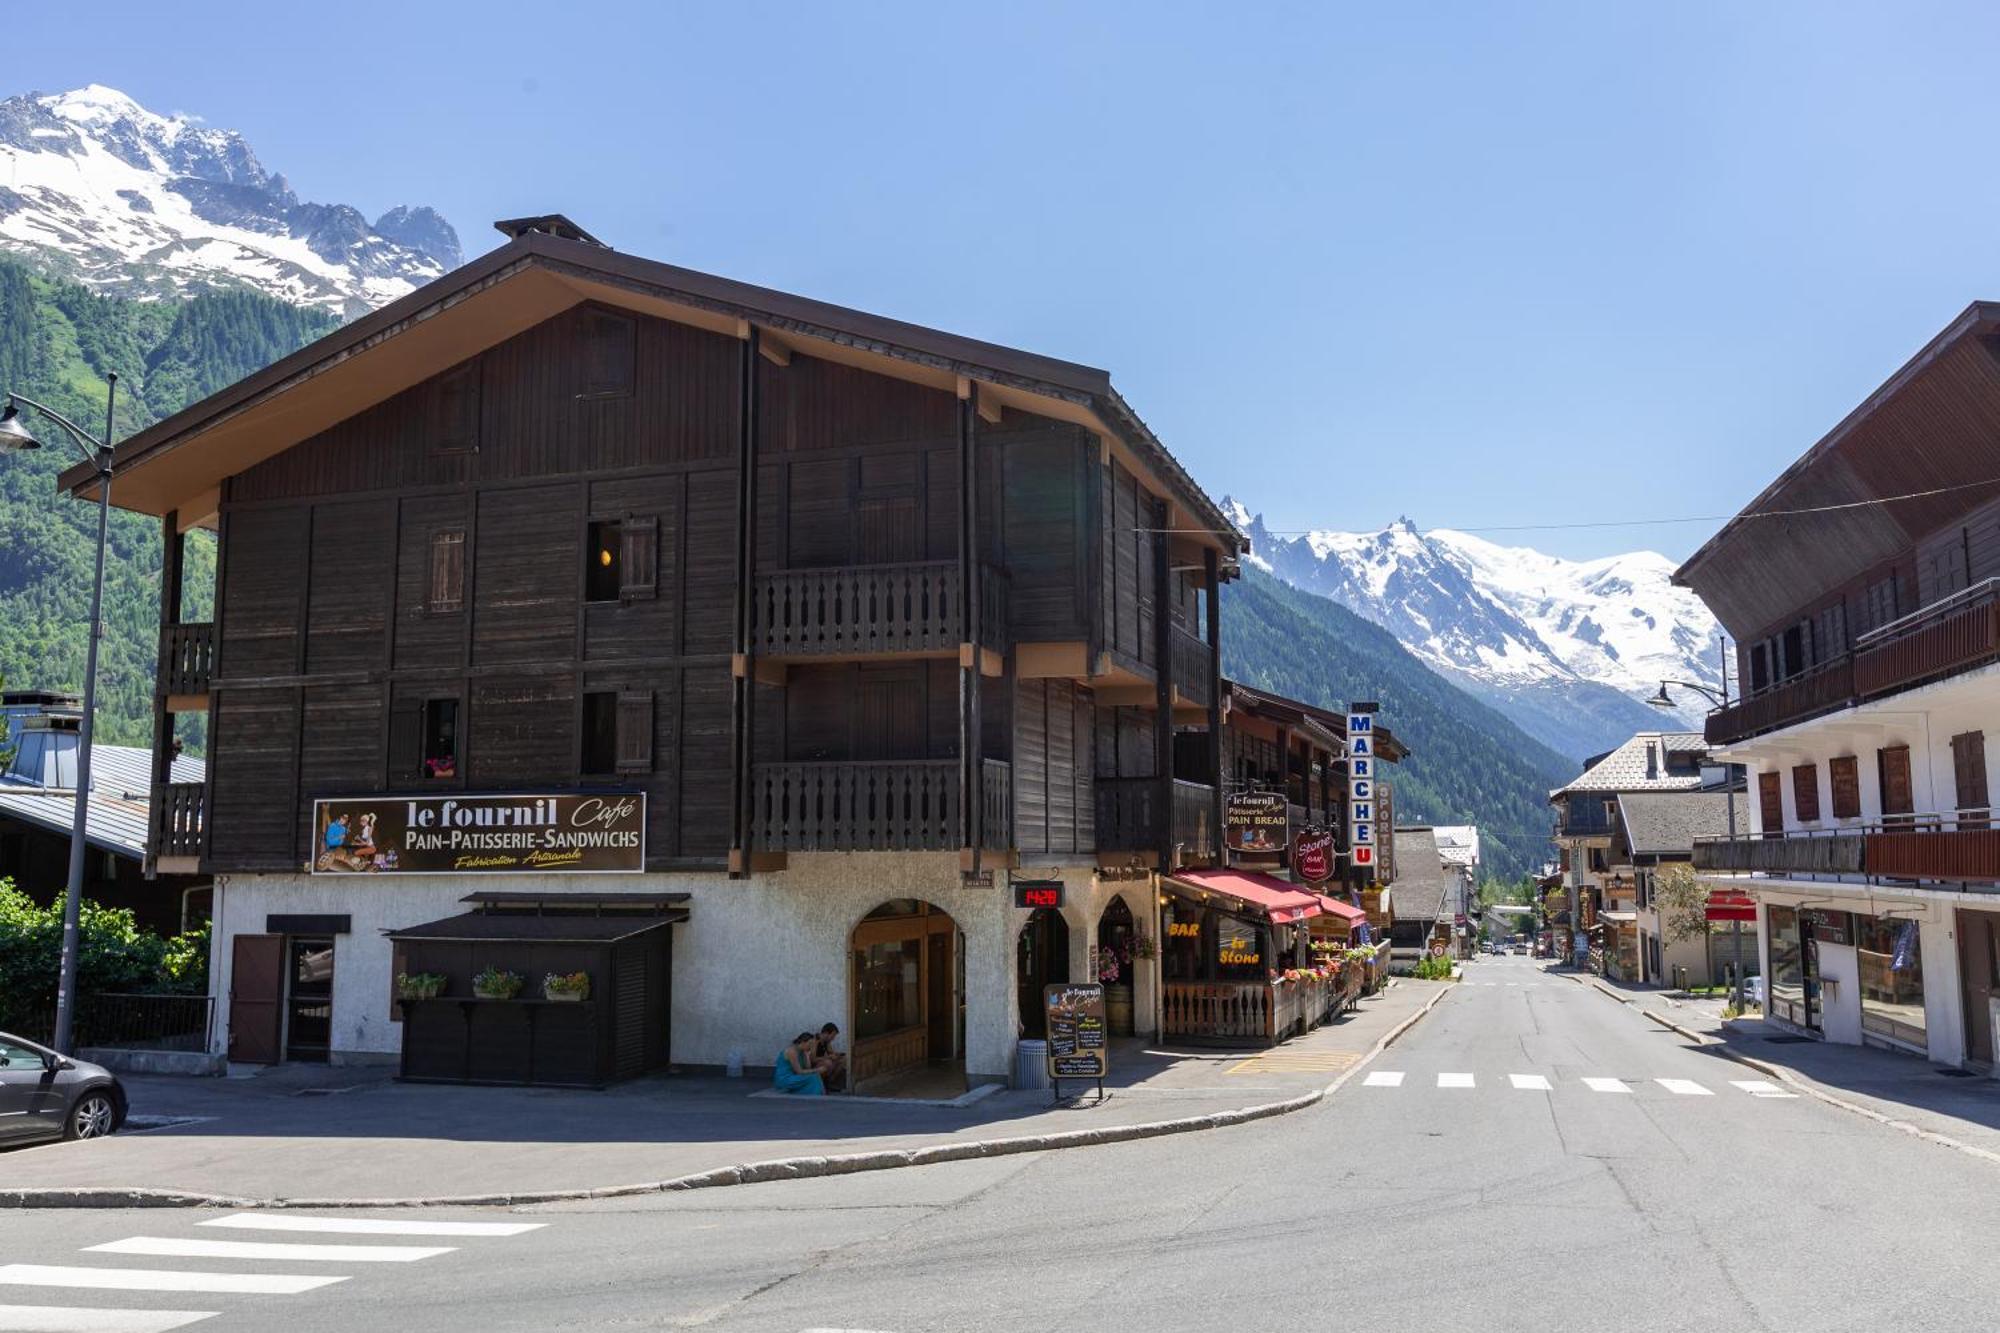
[149,781,205,861]
[748,561,1006,658]
[1705,657,1854,746]
[1096,777,1218,859]
[1694,809,2000,885]
[160,622,216,698]
[1170,624,1214,707]
[750,758,1010,853]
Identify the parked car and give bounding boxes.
[0,1032,127,1146]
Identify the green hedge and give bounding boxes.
[0,880,207,1030]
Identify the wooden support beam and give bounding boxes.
[758,332,793,366]
[977,385,1003,424]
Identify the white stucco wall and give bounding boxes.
[208,855,1161,1084]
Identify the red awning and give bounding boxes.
[1166,868,1325,924]
[1313,895,1368,926]
[1707,892,1757,923]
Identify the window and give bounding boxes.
[580,309,636,398]
[421,699,458,779]
[585,517,658,603]
[428,530,465,613]
[586,522,622,603]
[1830,756,1862,820]
[582,692,619,776]
[1749,642,1771,695]
[1792,764,1820,823]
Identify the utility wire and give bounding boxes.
[1136,474,2000,539]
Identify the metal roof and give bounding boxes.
[0,744,205,860]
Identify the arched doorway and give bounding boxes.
[1097,895,1137,1037]
[850,900,963,1092]
[1017,907,1070,1038]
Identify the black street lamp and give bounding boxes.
[0,377,119,1056]
[1648,637,1746,1011]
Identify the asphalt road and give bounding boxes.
[8,954,2000,1333]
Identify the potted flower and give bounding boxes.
[543,971,591,1002]
[1131,935,1158,961]
[396,971,447,1001]
[472,965,524,1000]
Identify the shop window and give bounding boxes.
[421,699,458,780]
[428,530,464,613]
[1214,911,1265,981]
[1768,906,1805,1025]
[853,937,923,1040]
[1855,914,1926,1049]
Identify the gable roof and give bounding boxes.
[1615,791,1733,857]
[1389,826,1461,923]
[1551,732,1706,799]
[0,743,205,860]
[63,228,1243,560]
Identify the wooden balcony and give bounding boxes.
[1169,624,1214,707]
[1704,657,1855,746]
[1696,815,2000,884]
[148,781,205,868]
[748,561,1006,659]
[750,758,1011,853]
[1854,598,2000,699]
[1692,834,1865,876]
[1867,828,2000,882]
[1096,777,1217,860]
[159,622,215,707]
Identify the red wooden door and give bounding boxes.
[230,934,285,1064]
[1878,746,1914,827]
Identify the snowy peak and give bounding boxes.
[1227,498,1723,758]
[0,86,461,314]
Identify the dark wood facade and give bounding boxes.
[140,245,1248,877]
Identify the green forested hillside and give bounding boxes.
[1224,565,1570,881]
[0,255,337,745]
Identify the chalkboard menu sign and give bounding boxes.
[1044,982,1109,1081]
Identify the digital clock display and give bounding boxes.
[1013,880,1065,910]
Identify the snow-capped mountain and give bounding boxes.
[0,86,459,315]
[1225,499,1723,761]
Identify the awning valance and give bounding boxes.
[1165,868,1324,925]
[1707,892,1757,923]
[386,910,686,945]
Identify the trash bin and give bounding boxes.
[1014,1039,1049,1090]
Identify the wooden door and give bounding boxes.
[1952,731,1989,830]
[229,933,285,1064]
[1757,771,1783,838]
[1878,745,1914,827]
[1959,913,1997,1066]
[854,669,923,761]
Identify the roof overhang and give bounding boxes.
[64,232,1244,557]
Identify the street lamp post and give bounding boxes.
[0,377,119,1056]
[1649,636,1745,1013]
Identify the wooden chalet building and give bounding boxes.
[91,216,1397,1086]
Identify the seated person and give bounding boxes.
[772,1032,824,1096]
[812,1022,846,1091]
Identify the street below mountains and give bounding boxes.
[7,955,1999,1333]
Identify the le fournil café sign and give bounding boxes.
[311,793,646,875]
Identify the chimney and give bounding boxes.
[1,690,84,789]
[492,213,607,248]
[1645,741,1659,780]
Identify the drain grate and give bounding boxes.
[1763,1035,1814,1045]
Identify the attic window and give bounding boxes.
[580,310,635,398]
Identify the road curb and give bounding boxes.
[1565,966,2000,1170]
[0,986,1454,1211]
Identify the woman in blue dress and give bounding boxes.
[772,1032,825,1095]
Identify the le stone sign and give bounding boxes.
[311,793,647,875]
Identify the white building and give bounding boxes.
[1678,301,2000,1072]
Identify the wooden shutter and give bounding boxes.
[582,309,636,397]
[619,516,658,601]
[1953,731,1989,829]
[615,691,654,775]
[387,693,425,786]
[1829,755,1861,819]
[1878,745,1914,825]
[1757,771,1784,838]
[1791,764,1820,823]
[429,530,465,613]
[432,363,480,454]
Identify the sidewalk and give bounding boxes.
[1,979,1453,1208]
[1573,970,2000,1161]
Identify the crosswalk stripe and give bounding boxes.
[1730,1079,1798,1099]
[1436,1072,1475,1088]
[86,1238,452,1264]
[1509,1073,1552,1090]
[0,1268,344,1296]
[0,1308,218,1333]
[1582,1077,1630,1094]
[1656,1078,1714,1096]
[199,1213,544,1238]
[1362,1070,1405,1087]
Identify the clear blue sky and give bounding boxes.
[16,1,2000,559]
